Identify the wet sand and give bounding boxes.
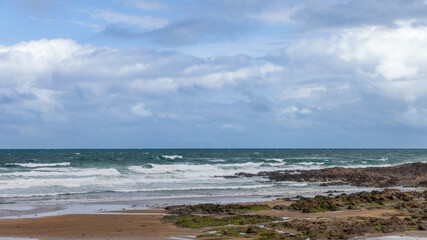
[0,209,198,240]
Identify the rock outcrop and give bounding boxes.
[229,162,427,187]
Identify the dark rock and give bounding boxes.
[246,226,257,233]
[276,216,422,239]
[289,189,426,213]
[227,162,427,187]
[272,205,288,210]
[278,197,291,201]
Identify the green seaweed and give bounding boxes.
[166,214,280,228]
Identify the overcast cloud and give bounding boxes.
[1,0,427,148]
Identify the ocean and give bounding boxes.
[1,149,426,205]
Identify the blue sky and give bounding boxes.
[1,0,427,148]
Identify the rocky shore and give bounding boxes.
[226,162,427,187]
[164,189,427,239]
[162,163,427,239]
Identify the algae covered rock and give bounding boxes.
[166,203,270,215]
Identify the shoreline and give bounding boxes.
[1,162,426,239]
[0,195,282,220]
[1,189,426,239]
[4,184,421,219]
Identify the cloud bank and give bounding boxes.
[2,19,427,148]
[3,0,427,148]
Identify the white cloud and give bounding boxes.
[182,63,284,90]
[287,23,427,102]
[276,105,315,128]
[375,60,418,80]
[2,29,427,143]
[0,39,286,127]
[91,9,168,29]
[131,103,152,117]
[0,38,92,83]
[280,105,311,115]
[337,24,427,81]
[131,62,284,92]
[282,85,326,99]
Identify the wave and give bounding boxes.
[208,159,226,162]
[264,158,285,162]
[127,162,270,178]
[126,161,363,180]
[297,162,324,166]
[0,184,275,198]
[118,184,275,192]
[161,155,183,160]
[1,160,418,200]
[286,182,308,187]
[0,168,121,178]
[8,162,71,168]
[0,177,98,189]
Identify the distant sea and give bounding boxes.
[1,149,426,205]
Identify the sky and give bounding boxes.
[1,0,427,148]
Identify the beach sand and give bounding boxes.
[0,209,198,240]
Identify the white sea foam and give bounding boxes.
[287,182,308,187]
[263,162,286,167]
[117,184,274,192]
[0,191,96,198]
[128,162,271,179]
[0,175,273,196]
[0,168,121,178]
[162,155,183,160]
[0,177,98,189]
[8,162,71,168]
[208,159,226,162]
[127,161,342,181]
[32,167,74,171]
[286,156,330,160]
[335,164,395,169]
[265,158,285,162]
[297,162,324,165]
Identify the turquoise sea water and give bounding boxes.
[0,149,426,204]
